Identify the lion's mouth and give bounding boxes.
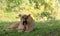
[23,21,27,25]
[23,21,27,31]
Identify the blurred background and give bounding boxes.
[0,0,60,22]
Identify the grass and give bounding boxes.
[0,12,60,36]
[0,20,60,36]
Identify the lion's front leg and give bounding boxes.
[17,23,24,32]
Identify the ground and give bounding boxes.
[0,12,60,36]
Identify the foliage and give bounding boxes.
[0,0,59,21]
[41,12,51,17]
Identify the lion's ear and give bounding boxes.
[28,14,31,16]
[18,14,21,17]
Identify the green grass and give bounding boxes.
[0,20,60,36]
[0,12,60,36]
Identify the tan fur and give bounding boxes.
[4,14,34,32]
[25,15,34,32]
[5,21,20,31]
[17,22,24,32]
[18,14,34,32]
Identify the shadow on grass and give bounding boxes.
[0,20,60,36]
